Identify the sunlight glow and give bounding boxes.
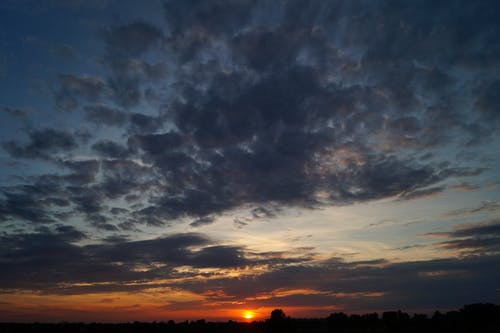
[243,311,254,320]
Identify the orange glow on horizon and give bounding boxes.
[0,289,343,322]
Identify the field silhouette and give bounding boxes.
[1,303,499,333]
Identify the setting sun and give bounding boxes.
[243,311,254,320]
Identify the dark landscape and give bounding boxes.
[1,304,500,333]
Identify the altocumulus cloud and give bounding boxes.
[2,0,497,229]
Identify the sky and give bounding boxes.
[0,0,499,323]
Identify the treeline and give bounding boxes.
[1,303,499,333]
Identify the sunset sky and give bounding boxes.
[0,0,499,322]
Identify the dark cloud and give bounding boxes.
[251,206,278,219]
[0,231,311,293]
[0,155,157,229]
[101,234,129,243]
[0,177,69,222]
[107,77,142,108]
[0,223,499,310]
[91,0,491,221]
[190,245,248,267]
[83,104,128,126]
[23,158,100,187]
[398,186,446,201]
[106,59,168,82]
[98,159,154,199]
[68,186,104,216]
[109,207,128,215]
[189,216,215,228]
[452,221,500,238]
[233,218,248,229]
[128,113,164,133]
[0,106,31,118]
[0,191,55,224]
[92,140,131,158]
[445,201,500,217]
[0,0,495,236]
[2,129,79,160]
[172,254,500,311]
[440,237,500,254]
[430,220,500,255]
[46,224,87,242]
[96,21,167,109]
[0,230,133,290]
[59,159,100,184]
[90,218,119,232]
[55,74,106,111]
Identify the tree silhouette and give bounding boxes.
[270,309,286,322]
[269,309,288,333]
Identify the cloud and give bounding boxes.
[107,78,142,108]
[83,104,128,126]
[0,231,312,294]
[1,1,498,243]
[0,191,56,224]
[451,221,500,238]
[251,206,278,219]
[35,0,497,225]
[449,183,481,192]
[58,159,100,184]
[92,21,167,109]
[98,159,155,199]
[439,237,500,254]
[3,0,498,244]
[397,186,446,201]
[128,113,164,133]
[190,216,215,228]
[2,129,80,160]
[55,74,106,111]
[428,220,500,255]
[2,154,155,228]
[171,254,500,311]
[0,225,498,311]
[4,0,494,229]
[445,201,500,217]
[106,58,168,82]
[0,106,31,118]
[93,0,490,221]
[367,220,398,228]
[91,140,131,159]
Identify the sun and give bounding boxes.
[243,311,254,320]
